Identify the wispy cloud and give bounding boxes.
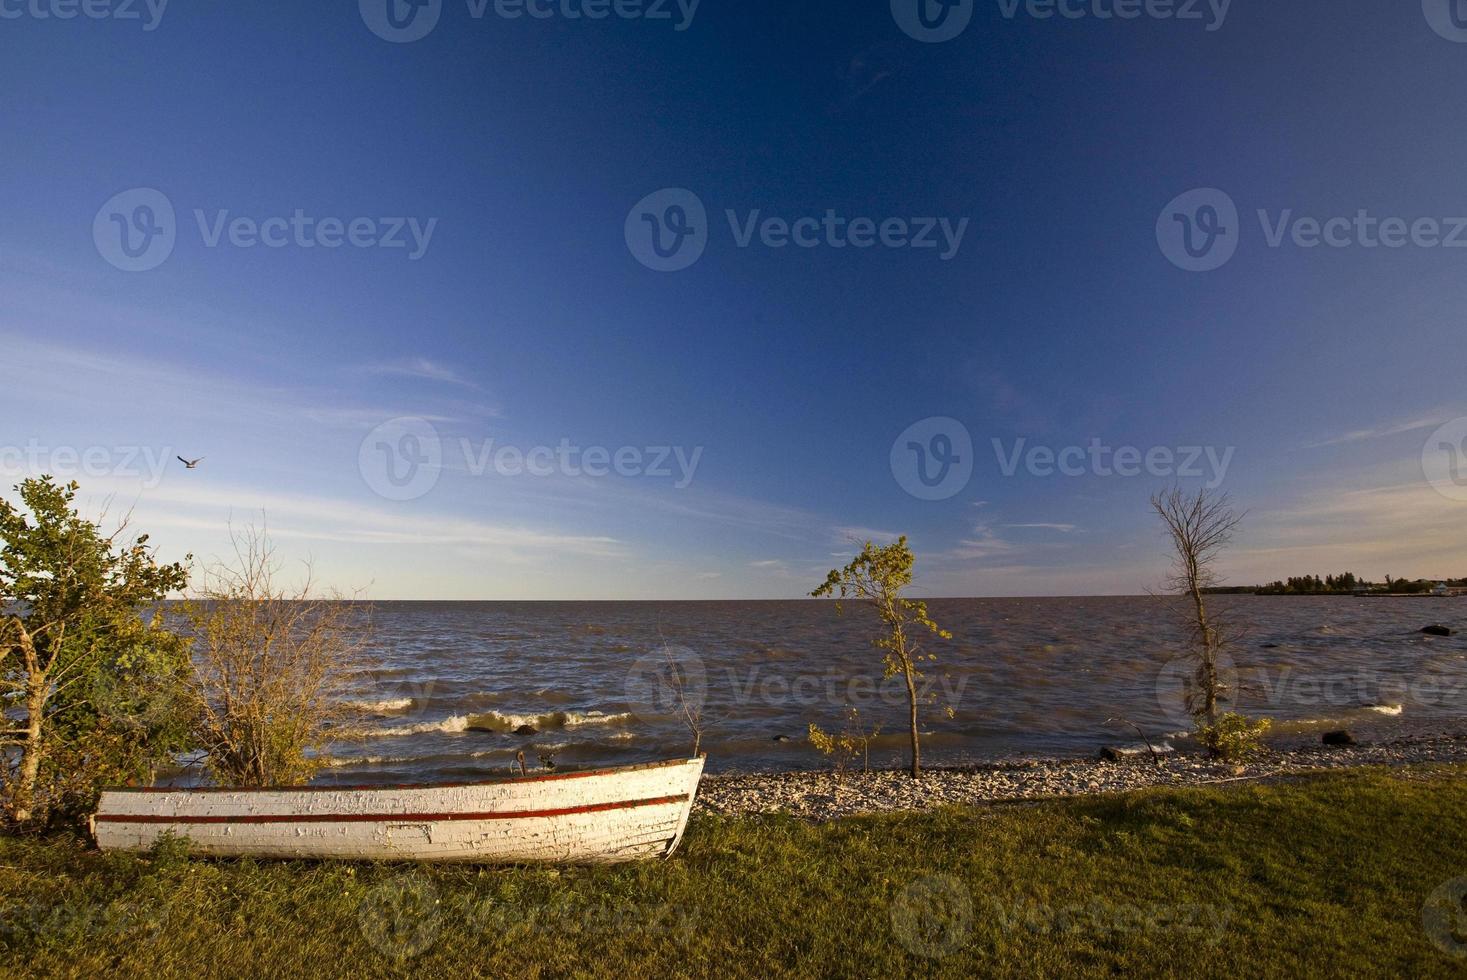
[1227,480,1467,580]
[359,358,482,389]
[830,525,902,546]
[1,334,475,434]
[926,515,1089,573]
[535,477,845,546]
[1301,411,1453,449]
[67,477,624,562]
[938,522,1019,563]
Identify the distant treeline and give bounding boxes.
[1202,573,1467,596]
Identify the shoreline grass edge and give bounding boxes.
[1,763,1464,978]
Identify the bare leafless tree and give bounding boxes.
[659,642,708,757]
[182,526,370,787]
[1151,487,1244,731]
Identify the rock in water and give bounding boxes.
[514,724,538,736]
[1420,624,1454,637]
[771,735,791,743]
[1322,730,1356,747]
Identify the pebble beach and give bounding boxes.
[692,730,1467,821]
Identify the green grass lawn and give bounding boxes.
[3,765,1466,979]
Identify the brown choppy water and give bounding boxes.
[315,597,1467,783]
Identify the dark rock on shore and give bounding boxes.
[1420,624,1454,637]
[514,724,538,736]
[1322,730,1356,746]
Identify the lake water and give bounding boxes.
[314,597,1467,783]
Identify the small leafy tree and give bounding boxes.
[1,477,191,827]
[807,705,880,784]
[812,537,949,779]
[182,526,370,787]
[1151,487,1268,759]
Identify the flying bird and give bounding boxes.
[177,456,204,469]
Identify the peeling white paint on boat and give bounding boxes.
[93,757,704,865]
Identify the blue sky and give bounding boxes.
[3,0,1466,598]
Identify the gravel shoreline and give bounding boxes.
[692,730,1467,821]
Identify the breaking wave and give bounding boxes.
[364,709,632,738]
[349,697,416,714]
[367,716,472,737]
[461,709,634,733]
[321,754,416,768]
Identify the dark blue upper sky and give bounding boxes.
[3,0,1465,597]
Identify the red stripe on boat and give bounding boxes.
[95,794,689,825]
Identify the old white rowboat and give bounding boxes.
[92,757,704,865]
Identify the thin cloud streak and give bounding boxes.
[1301,411,1455,449]
[1,334,475,434]
[358,357,485,390]
[72,477,625,559]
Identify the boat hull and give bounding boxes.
[93,758,704,864]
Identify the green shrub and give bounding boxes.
[1196,712,1272,761]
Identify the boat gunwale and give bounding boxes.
[94,793,692,825]
[99,757,703,795]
